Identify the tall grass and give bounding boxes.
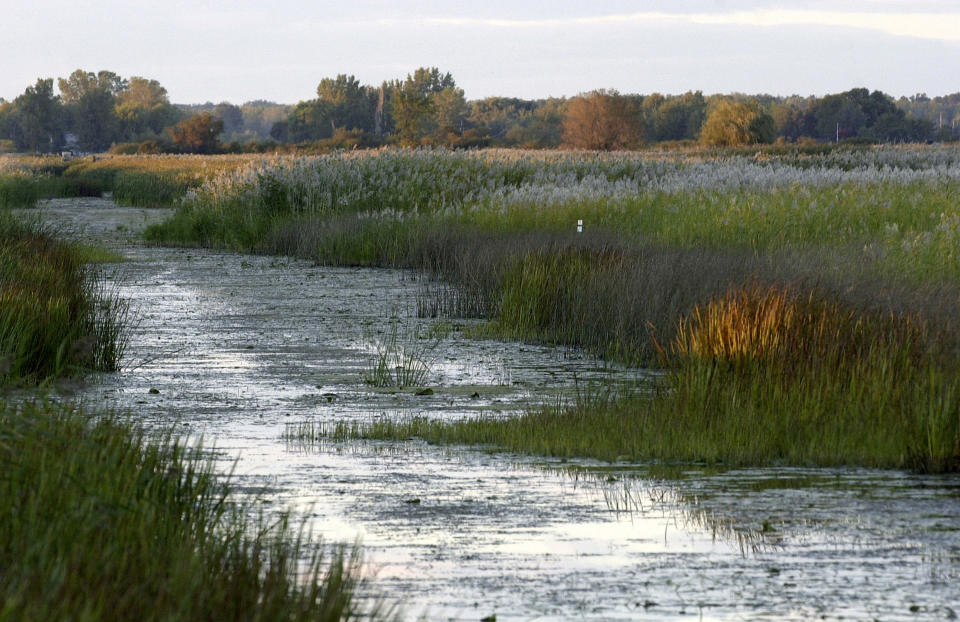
[0,154,257,209]
[147,147,960,471]
[0,212,127,384]
[0,399,372,622]
[63,155,254,207]
[1,156,104,208]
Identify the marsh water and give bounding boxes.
[37,198,960,621]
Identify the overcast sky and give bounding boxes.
[3,0,959,104]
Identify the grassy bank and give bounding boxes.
[0,209,376,620]
[0,154,257,209]
[319,282,958,472]
[0,400,370,622]
[146,147,960,470]
[0,211,127,384]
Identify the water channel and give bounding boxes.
[35,198,960,621]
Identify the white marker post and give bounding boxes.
[577,219,583,233]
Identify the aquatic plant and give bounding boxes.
[0,399,374,621]
[362,323,437,389]
[145,146,960,471]
[0,212,129,384]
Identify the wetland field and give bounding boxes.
[2,146,960,620]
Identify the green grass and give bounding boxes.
[0,199,378,621]
[148,147,960,471]
[316,282,959,472]
[0,212,128,384]
[0,399,373,622]
[1,154,257,209]
[362,323,437,389]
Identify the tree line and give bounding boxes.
[1,67,958,154]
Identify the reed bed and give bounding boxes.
[0,211,127,384]
[148,146,960,470]
[0,154,259,208]
[64,154,257,207]
[0,160,102,208]
[0,399,371,622]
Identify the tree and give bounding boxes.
[390,82,432,146]
[699,98,776,146]
[316,74,376,133]
[650,91,706,141]
[562,90,642,150]
[405,67,455,96]
[169,113,223,153]
[213,102,244,137]
[115,77,181,140]
[813,95,866,141]
[58,69,126,105]
[504,98,566,148]
[387,68,460,146]
[770,99,810,141]
[468,97,537,140]
[284,99,336,142]
[58,69,127,151]
[242,101,290,140]
[9,79,62,152]
[430,87,468,138]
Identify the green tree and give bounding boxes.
[316,74,376,133]
[58,70,126,105]
[562,90,642,150]
[58,69,127,151]
[468,97,536,140]
[284,99,336,141]
[699,98,776,146]
[770,99,811,141]
[651,91,706,141]
[387,67,459,145]
[429,86,468,143]
[115,77,181,139]
[504,98,566,148]
[241,101,291,140]
[405,67,456,96]
[390,82,432,146]
[169,113,223,153]
[9,79,63,152]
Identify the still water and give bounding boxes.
[39,199,960,621]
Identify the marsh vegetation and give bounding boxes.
[140,145,960,471]
[0,205,376,621]
[4,144,960,619]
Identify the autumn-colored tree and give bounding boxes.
[562,90,642,150]
[169,113,224,153]
[699,98,776,147]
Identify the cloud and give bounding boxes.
[379,9,960,42]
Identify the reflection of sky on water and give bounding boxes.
[43,199,960,622]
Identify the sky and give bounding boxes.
[3,0,960,104]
